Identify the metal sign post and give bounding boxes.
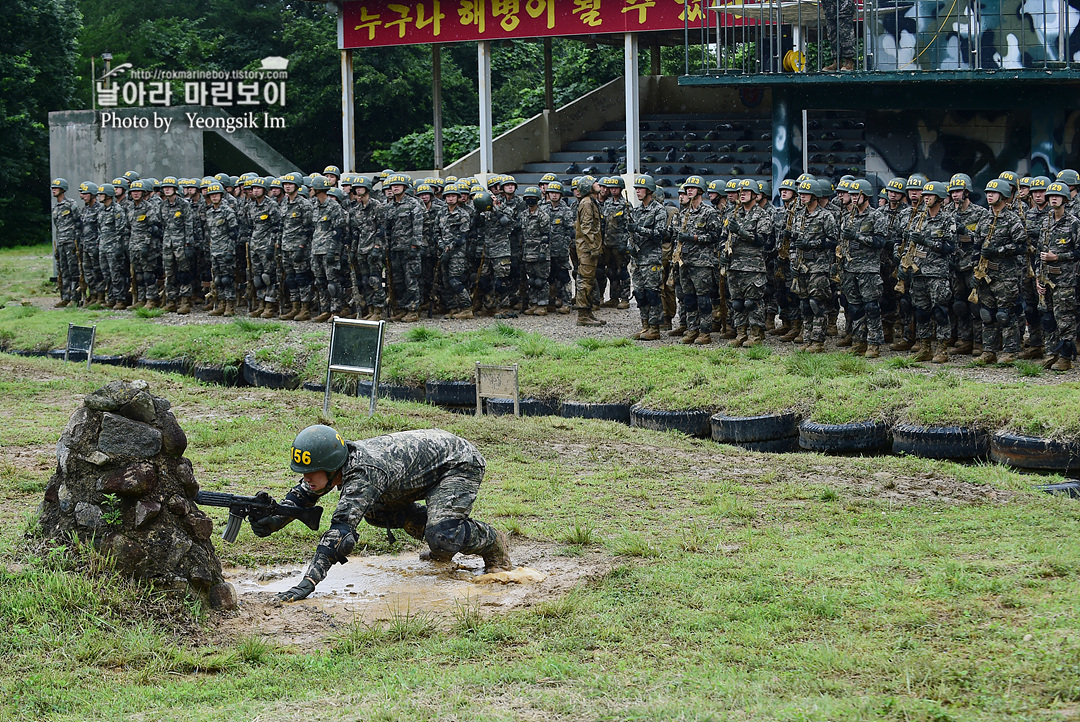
[66,323,96,370]
[323,318,386,417]
[475,362,520,417]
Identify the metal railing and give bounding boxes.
[684,0,1080,75]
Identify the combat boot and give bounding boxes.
[660,316,673,332]
[640,325,661,341]
[132,299,146,310]
[729,326,748,348]
[248,299,264,317]
[780,320,801,342]
[294,302,312,322]
[279,301,298,320]
[826,314,839,337]
[1051,356,1073,371]
[680,329,699,344]
[996,352,1017,365]
[948,340,974,356]
[522,305,536,316]
[223,300,235,317]
[368,308,384,321]
[557,305,572,315]
[695,332,712,345]
[748,326,765,346]
[975,350,997,364]
[792,326,805,344]
[667,323,688,337]
[1018,345,1045,360]
[452,308,474,320]
[911,342,933,362]
[973,341,983,355]
[177,297,191,315]
[482,530,513,574]
[260,302,278,319]
[390,310,407,322]
[533,306,548,316]
[617,299,630,310]
[852,340,868,355]
[162,299,177,313]
[864,344,880,359]
[338,306,355,319]
[932,341,949,364]
[770,319,791,336]
[112,299,128,311]
[806,341,826,354]
[312,310,333,323]
[208,301,225,316]
[202,294,216,312]
[836,334,853,347]
[577,309,604,327]
[146,298,160,310]
[764,315,776,333]
[403,310,420,323]
[891,336,914,351]
[720,322,737,340]
[600,298,618,308]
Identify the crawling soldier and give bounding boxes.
[252,425,512,601]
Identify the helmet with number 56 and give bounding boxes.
[289,425,348,474]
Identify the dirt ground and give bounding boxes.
[213,541,611,651]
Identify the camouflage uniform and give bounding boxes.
[600,195,631,304]
[128,198,162,303]
[877,201,907,336]
[1037,208,1079,360]
[724,204,772,332]
[287,429,506,590]
[974,207,1028,355]
[908,210,956,342]
[247,197,282,305]
[791,205,838,343]
[161,195,195,302]
[79,198,103,298]
[951,201,989,345]
[1022,204,1050,350]
[673,201,721,334]
[311,197,347,315]
[840,205,886,346]
[281,193,314,305]
[350,197,386,312]
[420,200,444,309]
[630,197,669,328]
[437,205,475,312]
[53,195,82,302]
[822,0,856,65]
[547,199,576,309]
[97,199,130,305]
[385,195,425,313]
[205,201,240,301]
[518,205,551,309]
[574,193,604,310]
[771,201,800,325]
[479,199,516,311]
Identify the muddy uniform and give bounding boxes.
[791,205,838,343]
[674,202,721,335]
[161,196,195,302]
[547,200,576,309]
[518,205,551,310]
[574,194,604,311]
[97,200,130,305]
[128,198,162,304]
[951,201,990,346]
[907,210,957,343]
[974,207,1027,355]
[629,197,669,329]
[385,195,425,314]
[53,196,82,302]
[1037,209,1079,360]
[724,204,771,332]
[438,205,475,313]
[283,429,505,591]
[247,198,283,305]
[281,194,315,306]
[350,197,387,312]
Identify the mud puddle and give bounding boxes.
[216,541,610,649]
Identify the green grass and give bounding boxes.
[1,356,1080,720]
[0,243,53,305]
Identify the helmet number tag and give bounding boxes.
[293,448,312,466]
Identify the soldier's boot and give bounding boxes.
[720,322,737,340]
[826,313,839,337]
[729,326,748,348]
[177,297,192,315]
[975,350,997,364]
[162,299,178,313]
[1051,356,1073,371]
[891,336,915,351]
[419,547,455,564]
[402,310,420,323]
[694,332,712,345]
[390,310,407,322]
[748,326,766,346]
[257,302,276,319]
[1042,353,1059,369]
[630,321,648,340]
[932,341,950,364]
[667,323,688,337]
[771,319,792,336]
[836,333,853,348]
[640,325,661,341]
[840,59,856,71]
[600,298,619,308]
[557,304,572,315]
[453,308,474,320]
[948,340,974,355]
[852,340,868,355]
[202,294,216,312]
[523,305,536,316]
[54,298,70,308]
[222,300,235,318]
[822,61,838,71]
[481,530,513,574]
[145,298,159,310]
[112,299,128,311]
[312,310,334,323]
[132,299,146,310]
[533,306,548,317]
[279,301,298,321]
[1018,345,1045,360]
[883,323,894,343]
[780,321,801,342]
[248,299,264,318]
[996,352,1017,365]
[208,301,225,317]
[660,316,673,332]
[806,341,826,354]
[576,309,605,327]
[680,329,699,344]
[616,299,630,310]
[864,344,881,359]
[764,315,776,333]
[973,341,983,355]
[911,342,933,362]
[293,302,312,322]
[792,326,805,344]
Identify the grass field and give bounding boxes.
[1,354,1079,721]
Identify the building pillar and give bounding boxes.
[478,40,494,177]
[433,44,443,172]
[624,33,641,185]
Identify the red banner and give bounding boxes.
[341,0,733,49]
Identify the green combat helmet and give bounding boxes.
[78,181,98,195]
[635,175,657,194]
[472,189,494,213]
[51,178,69,192]
[289,425,348,475]
[984,178,1013,199]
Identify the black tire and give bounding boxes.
[486,397,560,417]
[990,431,1080,473]
[92,354,130,367]
[560,401,633,424]
[1035,481,1080,498]
[7,349,48,358]
[242,353,301,390]
[425,380,476,407]
[302,381,326,393]
[136,357,191,376]
[191,363,244,387]
[799,419,892,454]
[53,349,89,363]
[357,380,425,403]
[892,424,990,460]
[711,412,800,444]
[631,404,712,437]
[732,435,801,453]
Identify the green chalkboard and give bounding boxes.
[329,320,382,373]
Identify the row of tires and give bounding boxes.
[12,348,1080,477]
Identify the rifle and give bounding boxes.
[967,209,1000,304]
[1036,212,1056,311]
[895,204,928,294]
[195,490,323,543]
[245,237,254,312]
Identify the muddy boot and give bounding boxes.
[911,341,932,362]
[948,340,974,356]
[864,344,880,359]
[667,323,688,337]
[748,326,765,346]
[481,530,513,573]
[630,321,649,340]
[996,352,1017,365]
[313,310,333,323]
[294,302,312,322]
[764,315,776,333]
[419,547,455,563]
[1018,345,1044,360]
[279,301,298,320]
[453,308,474,320]
[1051,356,1073,371]
[260,302,278,319]
[640,325,661,341]
[177,296,191,315]
[806,341,826,354]
[729,326,748,348]
[891,336,915,352]
[826,314,839,337]
[403,310,420,323]
[680,329,699,344]
[208,301,225,317]
[771,319,792,336]
[852,340,868,355]
[792,326,805,345]
[932,341,949,364]
[660,316,673,332]
[836,334,853,348]
[720,323,737,340]
[976,350,997,364]
[223,300,235,317]
[162,299,177,313]
[780,321,801,342]
[695,332,712,345]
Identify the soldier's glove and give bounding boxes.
[678,231,695,244]
[727,217,742,235]
[249,498,297,538]
[906,229,925,245]
[316,523,357,565]
[841,225,858,241]
[277,577,316,602]
[498,214,513,227]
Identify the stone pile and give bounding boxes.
[39,379,236,609]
